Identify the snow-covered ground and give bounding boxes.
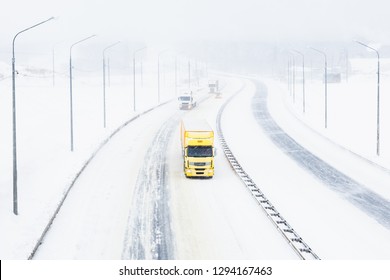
[1,57,390,260]
[0,58,182,259]
[222,77,390,259]
[31,77,298,260]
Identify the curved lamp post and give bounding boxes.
[293,50,305,113]
[310,47,328,128]
[158,50,170,104]
[103,41,121,128]
[355,41,380,156]
[132,47,147,111]
[289,53,296,102]
[188,59,191,89]
[287,56,291,93]
[69,35,96,152]
[175,56,178,97]
[11,16,55,215]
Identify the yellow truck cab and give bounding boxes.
[180,119,215,178]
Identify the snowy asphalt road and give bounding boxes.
[31,75,390,260]
[252,81,390,229]
[123,112,184,260]
[33,101,182,259]
[32,77,298,259]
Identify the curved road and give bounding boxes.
[33,77,298,260]
[31,76,390,260]
[251,81,390,229]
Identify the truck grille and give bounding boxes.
[193,162,206,166]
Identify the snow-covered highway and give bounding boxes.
[32,77,300,259]
[223,77,390,259]
[2,72,390,260]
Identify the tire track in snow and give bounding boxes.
[252,81,390,229]
[122,112,183,259]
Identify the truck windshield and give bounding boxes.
[187,146,213,157]
[179,96,191,101]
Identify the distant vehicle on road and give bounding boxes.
[178,91,197,110]
[208,80,219,93]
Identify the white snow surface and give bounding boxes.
[1,60,390,259]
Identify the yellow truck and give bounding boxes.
[180,119,215,178]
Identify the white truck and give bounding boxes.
[208,80,219,93]
[178,91,197,110]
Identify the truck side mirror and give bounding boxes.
[214,148,217,156]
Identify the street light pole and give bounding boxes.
[133,47,147,111]
[287,58,291,94]
[103,41,121,128]
[356,41,380,156]
[158,50,169,104]
[292,55,296,102]
[311,48,328,128]
[69,34,96,152]
[175,56,178,97]
[344,49,349,83]
[293,50,305,113]
[157,57,160,104]
[195,60,199,87]
[289,54,296,102]
[188,60,191,89]
[11,16,55,215]
[52,46,55,86]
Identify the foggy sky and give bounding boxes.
[2,0,390,47]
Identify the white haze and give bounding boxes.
[1,0,390,48]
